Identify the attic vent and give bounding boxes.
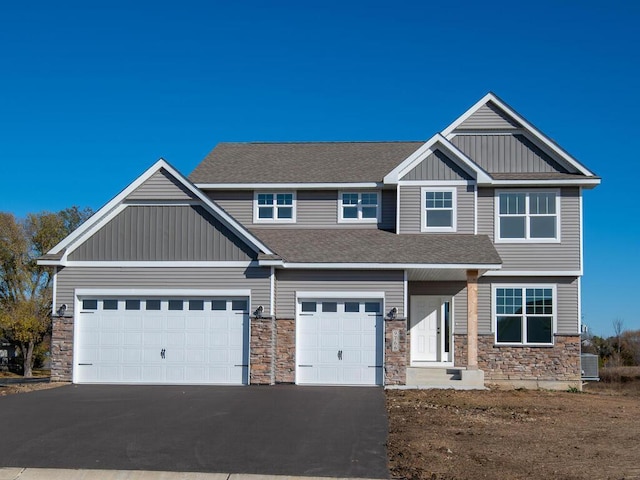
[581,354,599,381]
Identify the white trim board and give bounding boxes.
[40,159,274,265]
[196,182,383,189]
[442,92,596,177]
[75,288,252,297]
[384,133,492,185]
[296,291,386,299]
[46,261,259,268]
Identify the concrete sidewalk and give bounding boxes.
[1,468,379,480]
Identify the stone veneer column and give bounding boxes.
[384,318,407,385]
[249,316,275,385]
[466,269,479,370]
[51,316,74,382]
[275,319,296,383]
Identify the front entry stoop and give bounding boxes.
[404,366,486,389]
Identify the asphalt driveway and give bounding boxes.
[0,385,389,478]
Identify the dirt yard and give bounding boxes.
[387,375,640,480]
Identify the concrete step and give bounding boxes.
[405,366,485,390]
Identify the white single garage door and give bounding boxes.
[296,298,384,386]
[75,297,249,385]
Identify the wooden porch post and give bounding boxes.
[466,269,479,370]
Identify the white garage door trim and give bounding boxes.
[73,289,251,385]
[295,293,385,386]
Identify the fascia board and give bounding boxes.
[384,134,491,185]
[277,262,503,270]
[443,92,595,177]
[47,159,275,258]
[196,182,383,189]
[489,179,601,187]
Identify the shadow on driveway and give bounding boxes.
[0,385,389,478]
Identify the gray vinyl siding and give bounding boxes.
[206,189,395,230]
[56,266,271,316]
[207,190,253,224]
[450,134,571,173]
[478,276,580,335]
[275,269,404,318]
[408,282,468,334]
[455,102,520,130]
[399,185,475,234]
[477,187,581,271]
[127,168,195,201]
[69,205,256,261]
[402,150,473,181]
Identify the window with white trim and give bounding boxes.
[496,190,559,241]
[421,188,456,232]
[254,192,295,223]
[339,192,379,223]
[494,286,555,345]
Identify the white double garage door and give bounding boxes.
[75,293,384,386]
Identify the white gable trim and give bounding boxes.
[384,134,492,185]
[442,93,595,177]
[43,159,274,262]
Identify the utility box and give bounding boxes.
[581,353,599,381]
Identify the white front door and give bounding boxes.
[410,296,452,364]
[296,299,384,386]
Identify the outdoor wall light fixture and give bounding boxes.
[253,305,264,318]
[387,307,398,320]
[57,304,67,317]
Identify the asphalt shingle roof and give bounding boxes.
[251,228,502,265]
[189,142,424,184]
[490,172,592,180]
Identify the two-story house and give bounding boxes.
[38,93,600,389]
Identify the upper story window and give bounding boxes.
[421,187,457,232]
[495,190,559,242]
[494,285,555,345]
[339,192,380,223]
[254,192,296,223]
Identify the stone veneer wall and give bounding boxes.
[51,316,73,382]
[249,317,274,385]
[275,319,295,383]
[384,319,408,385]
[454,334,581,383]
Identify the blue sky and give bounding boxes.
[0,1,637,336]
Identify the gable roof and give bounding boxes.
[39,159,274,266]
[189,142,424,185]
[442,92,596,177]
[251,228,502,267]
[384,133,492,184]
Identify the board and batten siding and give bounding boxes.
[275,269,404,318]
[408,281,468,334]
[127,168,196,201]
[69,205,256,261]
[402,150,473,181]
[455,102,521,130]
[399,184,475,234]
[56,266,271,317]
[477,187,581,271]
[478,276,579,335]
[207,189,396,230]
[450,134,572,174]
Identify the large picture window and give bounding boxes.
[496,190,559,241]
[254,192,295,223]
[339,192,380,223]
[421,188,456,232]
[494,286,555,345]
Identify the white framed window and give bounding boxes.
[493,285,556,345]
[338,191,380,223]
[495,190,560,242]
[421,187,457,232]
[254,191,296,223]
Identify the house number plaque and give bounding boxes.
[392,329,400,352]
